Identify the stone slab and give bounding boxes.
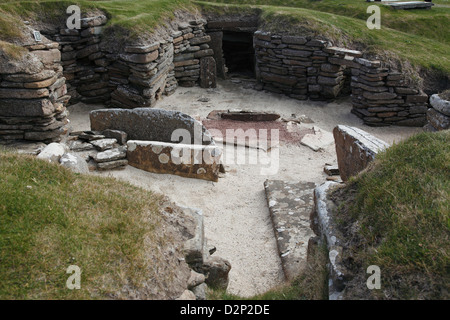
[264,180,317,281]
[333,125,390,181]
[90,108,214,145]
[127,140,222,182]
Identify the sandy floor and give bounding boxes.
[67,79,421,297]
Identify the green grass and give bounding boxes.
[0,150,174,299]
[208,241,329,300]
[1,0,449,74]
[196,1,450,75]
[334,131,450,299]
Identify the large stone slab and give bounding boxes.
[264,180,317,281]
[333,125,389,181]
[90,108,214,145]
[127,140,222,182]
[199,56,217,89]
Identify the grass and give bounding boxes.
[196,1,450,76]
[0,0,449,74]
[208,241,329,300]
[332,131,450,299]
[0,150,179,299]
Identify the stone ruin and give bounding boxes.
[1,11,437,148]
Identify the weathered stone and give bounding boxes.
[405,92,428,103]
[93,146,127,163]
[0,98,55,117]
[199,56,217,89]
[191,283,207,300]
[102,129,128,145]
[193,49,214,59]
[187,270,206,290]
[200,256,231,290]
[324,165,340,176]
[324,47,362,57]
[300,126,334,152]
[37,142,68,163]
[0,51,44,75]
[59,153,89,174]
[427,108,450,131]
[264,180,317,281]
[68,140,95,151]
[23,75,58,89]
[124,42,160,54]
[76,44,100,59]
[430,93,450,116]
[32,49,61,65]
[97,159,128,170]
[90,108,214,145]
[90,138,117,151]
[363,91,397,100]
[175,290,196,300]
[220,110,280,122]
[80,15,108,28]
[333,125,390,181]
[281,49,312,58]
[120,50,158,64]
[281,35,307,45]
[0,88,49,99]
[127,140,221,182]
[189,35,211,45]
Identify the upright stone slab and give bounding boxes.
[264,180,317,281]
[200,56,217,88]
[90,108,214,145]
[333,125,390,181]
[127,140,222,182]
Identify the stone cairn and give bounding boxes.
[0,34,69,143]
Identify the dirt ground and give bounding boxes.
[67,78,421,298]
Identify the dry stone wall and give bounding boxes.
[253,30,429,127]
[173,19,215,88]
[350,58,428,127]
[0,35,69,143]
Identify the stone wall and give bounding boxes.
[424,93,450,131]
[350,58,428,127]
[253,30,429,126]
[173,19,215,88]
[50,15,110,105]
[0,34,69,143]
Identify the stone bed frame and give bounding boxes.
[90,108,222,181]
[0,11,442,145]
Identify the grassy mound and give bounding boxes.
[332,131,449,299]
[0,151,189,299]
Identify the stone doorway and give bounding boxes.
[222,31,256,78]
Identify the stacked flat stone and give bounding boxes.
[111,38,174,108]
[425,94,450,131]
[68,130,128,170]
[55,15,110,105]
[254,31,341,101]
[351,58,428,127]
[0,36,69,143]
[173,19,215,88]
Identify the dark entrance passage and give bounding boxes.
[222,31,255,78]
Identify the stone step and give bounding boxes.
[264,180,317,281]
